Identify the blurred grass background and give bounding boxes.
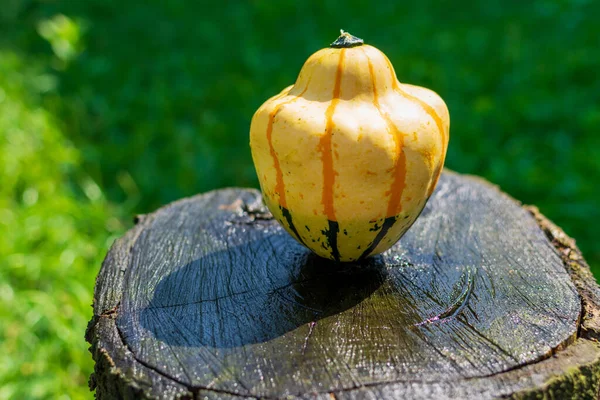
[1,0,598,398]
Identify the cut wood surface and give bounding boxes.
[86,171,600,399]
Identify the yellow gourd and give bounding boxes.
[250,31,450,262]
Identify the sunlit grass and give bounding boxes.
[0,50,120,399]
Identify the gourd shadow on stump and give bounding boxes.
[138,234,390,349]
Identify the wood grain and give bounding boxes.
[87,171,600,399]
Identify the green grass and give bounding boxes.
[0,51,118,398]
[1,0,599,398]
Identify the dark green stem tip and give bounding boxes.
[330,30,364,48]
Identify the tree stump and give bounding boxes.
[86,171,600,399]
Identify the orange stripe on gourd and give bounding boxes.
[319,48,345,221]
[365,50,407,217]
[383,56,446,197]
[265,81,311,208]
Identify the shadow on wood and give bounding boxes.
[139,248,388,348]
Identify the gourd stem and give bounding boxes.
[330,30,364,48]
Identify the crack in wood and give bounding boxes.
[139,276,325,313]
[218,199,244,211]
[226,196,274,225]
[100,303,120,318]
[457,316,517,362]
[302,321,317,355]
[415,265,476,326]
[113,321,262,399]
[526,205,600,342]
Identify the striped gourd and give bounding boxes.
[250,31,450,262]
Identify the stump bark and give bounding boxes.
[86,171,600,399]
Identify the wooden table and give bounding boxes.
[86,171,600,399]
